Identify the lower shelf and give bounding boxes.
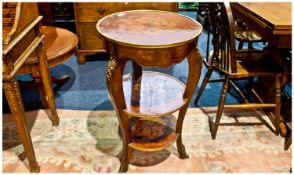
[128,115,178,152]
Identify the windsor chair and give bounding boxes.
[195,2,283,139]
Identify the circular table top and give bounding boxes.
[26,26,78,64]
[18,26,78,74]
[97,10,202,48]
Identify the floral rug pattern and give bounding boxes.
[2,108,291,173]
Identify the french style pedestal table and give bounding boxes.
[97,10,203,172]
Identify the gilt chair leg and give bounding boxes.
[195,67,213,106]
[211,77,230,139]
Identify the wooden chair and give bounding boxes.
[197,3,266,51]
[194,2,283,139]
[196,3,210,31]
[234,19,267,49]
[2,2,59,172]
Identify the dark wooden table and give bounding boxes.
[230,2,292,133]
[97,10,202,172]
[230,2,292,87]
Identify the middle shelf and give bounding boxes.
[123,71,187,118]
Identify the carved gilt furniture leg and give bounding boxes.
[176,48,202,159]
[35,38,59,126]
[3,78,40,173]
[106,43,132,172]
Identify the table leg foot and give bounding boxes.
[118,147,131,173]
[177,141,189,159]
[30,164,40,173]
[77,54,86,64]
[50,115,60,126]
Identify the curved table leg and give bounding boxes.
[176,48,202,159]
[132,61,142,78]
[3,78,40,172]
[36,40,59,126]
[106,43,132,172]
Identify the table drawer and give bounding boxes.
[75,2,177,22]
[77,22,105,50]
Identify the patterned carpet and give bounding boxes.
[2,108,291,173]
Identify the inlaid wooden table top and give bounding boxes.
[97,10,202,47]
[234,2,291,31]
[26,26,78,64]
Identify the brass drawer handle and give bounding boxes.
[96,7,106,15]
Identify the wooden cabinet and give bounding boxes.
[74,2,178,64]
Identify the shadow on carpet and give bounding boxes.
[2,108,291,173]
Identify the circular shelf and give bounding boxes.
[123,71,187,118]
[128,115,178,152]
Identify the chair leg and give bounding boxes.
[248,41,253,49]
[210,77,230,139]
[205,29,211,61]
[248,77,254,92]
[284,134,292,150]
[274,77,282,136]
[194,67,213,106]
[238,41,244,49]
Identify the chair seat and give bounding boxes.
[235,29,265,42]
[17,26,78,74]
[234,20,265,42]
[205,51,283,78]
[233,58,283,78]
